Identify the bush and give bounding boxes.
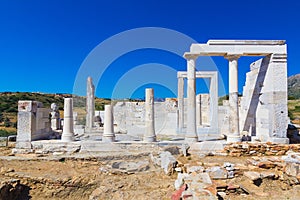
[0,129,16,137]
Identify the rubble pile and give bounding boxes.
[168,148,300,200]
[223,142,300,157]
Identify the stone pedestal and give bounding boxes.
[143,88,156,142]
[61,98,75,142]
[102,105,115,142]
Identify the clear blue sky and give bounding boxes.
[0,0,299,98]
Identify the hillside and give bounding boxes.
[288,74,300,99]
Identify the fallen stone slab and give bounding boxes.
[206,166,227,180]
[244,171,261,181]
[110,160,150,174]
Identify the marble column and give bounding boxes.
[196,94,202,126]
[226,55,241,142]
[86,76,95,131]
[143,88,156,142]
[102,105,115,142]
[210,72,218,132]
[61,98,75,142]
[185,55,198,142]
[177,76,184,132]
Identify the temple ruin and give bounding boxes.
[13,40,289,154]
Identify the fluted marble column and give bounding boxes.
[143,88,156,142]
[102,105,115,142]
[185,55,198,142]
[177,76,184,132]
[226,55,241,142]
[61,98,75,142]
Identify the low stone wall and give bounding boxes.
[223,142,300,157]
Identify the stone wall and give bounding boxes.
[113,99,178,136]
[223,142,300,157]
[16,101,52,149]
[239,54,288,143]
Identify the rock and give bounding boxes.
[227,171,235,179]
[217,191,227,198]
[174,173,189,190]
[285,162,300,177]
[260,171,277,179]
[206,166,227,179]
[181,143,190,157]
[186,166,204,174]
[160,151,177,174]
[162,146,180,155]
[175,167,182,173]
[89,186,107,200]
[171,184,187,200]
[199,172,213,185]
[257,161,276,169]
[244,171,261,181]
[111,160,150,173]
[150,153,161,166]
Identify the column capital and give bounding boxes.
[184,53,198,60]
[224,54,241,61]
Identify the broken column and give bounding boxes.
[86,76,95,131]
[102,105,115,142]
[61,98,75,142]
[177,76,184,132]
[226,55,241,142]
[184,54,198,142]
[143,88,156,142]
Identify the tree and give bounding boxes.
[0,112,3,123]
[4,117,11,127]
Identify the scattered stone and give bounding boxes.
[160,151,177,174]
[171,184,187,200]
[163,146,180,155]
[258,161,276,169]
[180,143,190,157]
[111,160,150,174]
[285,162,300,177]
[206,166,227,179]
[186,166,204,174]
[244,171,261,181]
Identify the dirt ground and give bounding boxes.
[1,145,300,200]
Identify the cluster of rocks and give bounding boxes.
[223,142,300,157]
[171,161,241,199]
[168,148,300,199]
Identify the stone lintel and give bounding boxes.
[190,42,287,56]
[207,40,286,45]
[183,52,198,59]
[177,71,217,79]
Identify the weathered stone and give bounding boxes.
[160,151,177,174]
[111,160,150,173]
[258,161,276,169]
[244,171,261,181]
[86,77,95,131]
[206,166,227,179]
[285,162,300,177]
[187,166,205,174]
[171,184,187,200]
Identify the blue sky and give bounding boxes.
[0,0,299,98]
